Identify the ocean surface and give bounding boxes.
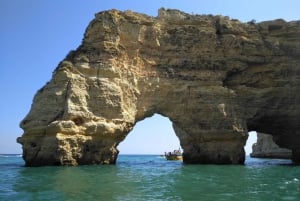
[0,154,299,201]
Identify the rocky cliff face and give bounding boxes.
[251,133,292,159]
[17,9,300,166]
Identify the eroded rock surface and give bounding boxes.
[17,9,300,166]
[251,133,292,159]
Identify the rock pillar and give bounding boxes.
[250,133,292,159]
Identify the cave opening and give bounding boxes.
[117,114,181,157]
[247,131,293,160]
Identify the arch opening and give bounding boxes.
[117,114,182,156]
[248,131,292,160]
[245,131,257,157]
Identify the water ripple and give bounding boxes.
[0,155,299,201]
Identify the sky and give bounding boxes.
[0,0,299,155]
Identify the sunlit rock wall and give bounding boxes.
[17,9,300,166]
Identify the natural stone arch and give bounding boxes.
[17,9,300,166]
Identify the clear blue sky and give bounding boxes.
[0,0,299,154]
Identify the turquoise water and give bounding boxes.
[0,154,299,201]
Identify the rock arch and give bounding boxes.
[117,113,180,154]
[17,9,300,166]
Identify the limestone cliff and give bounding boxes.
[17,9,300,166]
[251,133,292,159]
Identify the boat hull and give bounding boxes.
[166,155,182,160]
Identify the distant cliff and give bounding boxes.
[251,133,292,159]
[17,9,300,166]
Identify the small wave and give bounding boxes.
[284,178,300,185]
[0,154,22,158]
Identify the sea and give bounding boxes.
[0,154,299,201]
